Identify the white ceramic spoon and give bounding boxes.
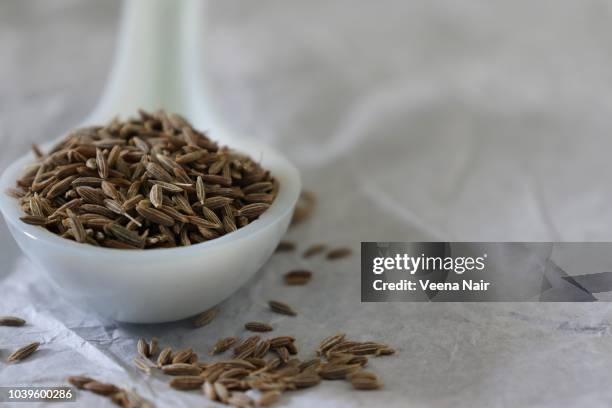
[0,0,301,323]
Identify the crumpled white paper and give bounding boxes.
[3,0,612,407]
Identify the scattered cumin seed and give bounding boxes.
[319,363,361,380]
[133,356,152,375]
[376,346,396,356]
[244,321,273,332]
[275,240,296,252]
[0,315,26,326]
[209,337,238,355]
[67,375,95,389]
[214,382,229,403]
[83,381,121,396]
[31,143,44,158]
[193,308,218,328]
[172,348,194,364]
[203,381,216,401]
[287,372,321,388]
[157,347,173,367]
[349,371,382,390]
[149,337,159,356]
[7,341,40,363]
[228,393,253,407]
[291,190,316,226]
[169,376,204,390]
[161,363,202,376]
[284,270,312,285]
[303,243,327,258]
[326,247,353,260]
[317,333,346,356]
[233,336,261,356]
[268,300,297,316]
[137,338,150,358]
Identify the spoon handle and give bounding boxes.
[88,0,194,123]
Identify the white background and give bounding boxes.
[2,1,612,406]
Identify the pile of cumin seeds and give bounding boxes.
[131,333,394,406]
[10,109,277,249]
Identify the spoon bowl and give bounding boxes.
[0,136,300,323]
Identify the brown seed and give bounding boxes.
[195,176,206,205]
[83,381,120,396]
[228,392,253,407]
[169,376,205,390]
[136,205,175,227]
[96,148,108,179]
[317,333,346,355]
[269,336,295,349]
[175,150,205,164]
[162,363,202,376]
[276,240,296,252]
[291,190,316,225]
[32,143,44,158]
[275,347,290,363]
[100,180,121,201]
[193,308,218,328]
[298,358,321,372]
[47,176,77,199]
[137,338,150,358]
[150,184,163,208]
[172,348,194,364]
[286,341,298,355]
[0,316,26,326]
[106,223,144,247]
[303,244,327,258]
[149,337,159,356]
[319,363,361,380]
[203,196,233,210]
[253,340,271,358]
[209,337,238,355]
[326,247,353,260]
[145,162,173,183]
[76,186,106,204]
[287,372,321,388]
[245,321,273,332]
[213,382,229,403]
[19,215,48,226]
[220,358,257,370]
[376,346,396,356]
[7,341,40,363]
[219,367,250,379]
[203,381,216,401]
[233,336,261,356]
[258,390,282,406]
[66,209,86,243]
[151,180,184,193]
[268,300,297,316]
[201,364,225,382]
[348,343,383,356]
[157,347,173,367]
[349,371,382,390]
[133,357,152,375]
[67,375,94,389]
[222,215,237,233]
[284,270,312,285]
[239,203,270,219]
